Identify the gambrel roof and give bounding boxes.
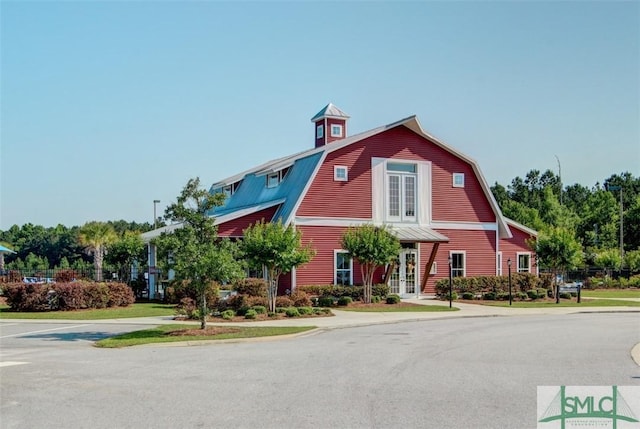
[143,114,513,242]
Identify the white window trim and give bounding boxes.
[316,124,324,139]
[385,160,418,223]
[267,172,280,188]
[449,250,466,278]
[517,252,531,273]
[334,250,353,286]
[334,165,348,182]
[497,251,502,276]
[330,124,343,137]
[453,173,465,188]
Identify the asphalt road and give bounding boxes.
[1,313,638,429]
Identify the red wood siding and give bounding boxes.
[499,226,537,273]
[421,229,498,293]
[298,126,496,223]
[296,225,380,286]
[217,206,279,237]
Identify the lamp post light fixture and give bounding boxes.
[153,199,161,229]
[448,255,453,309]
[507,258,512,306]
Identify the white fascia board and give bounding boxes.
[140,222,184,243]
[283,151,328,227]
[430,221,498,231]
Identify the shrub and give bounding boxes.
[483,291,496,301]
[461,292,475,300]
[275,307,287,314]
[176,297,198,319]
[105,282,135,307]
[371,295,381,303]
[559,292,572,300]
[318,297,334,307]
[538,288,550,299]
[297,306,313,315]
[244,309,257,319]
[246,296,268,308]
[251,305,267,314]
[54,269,77,283]
[386,294,401,304]
[3,283,48,311]
[232,278,267,297]
[372,284,390,298]
[527,290,538,300]
[290,290,312,307]
[221,309,235,320]
[52,282,86,310]
[83,282,109,309]
[516,292,528,300]
[165,279,219,307]
[285,307,300,317]
[223,294,249,312]
[276,296,295,308]
[443,292,458,301]
[337,296,352,306]
[496,292,509,301]
[267,311,277,317]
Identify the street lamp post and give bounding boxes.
[507,258,512,306]
[448,255,453,309]
[153,200,160,229]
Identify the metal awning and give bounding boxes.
[0,244,15,253]
[390,226,449,242]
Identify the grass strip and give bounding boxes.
[581,290,640,299]
[95,325,316,348]
[0,303,177,320]
[474,299,640,308]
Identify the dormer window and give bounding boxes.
[316,125,324,139]
[221,180,242,197]
[331,124,343,137]
[266,168,289,188]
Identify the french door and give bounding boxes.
[389,249,418,297]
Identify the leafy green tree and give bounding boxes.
[594,248,622,275]
[241,220,315,312]
[625,250,640,274]
[157,178,245,328]
[625,196,640,252]
[578,189,618,249]
[533,226,583,296]
[78,222,118,281]
[341,224,401,304]
[106,232,146,283]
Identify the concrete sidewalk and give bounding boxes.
[3,298,637,329]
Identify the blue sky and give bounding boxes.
[1,1,638,229]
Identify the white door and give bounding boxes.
[389,249,418,298]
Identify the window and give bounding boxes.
[453,173,465,187]
[317,125,324,139]
[497,252,502,276]
[430,262,437,275]
[335,251,352,286]
[221,180,242,198]
[386,162,417,221]
[331,124,343,137]
[266,168,289,188]
[517,253,531,273]
[334,166,348,182]
[450,252,465,278]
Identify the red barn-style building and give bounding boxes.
[144,104,537,298]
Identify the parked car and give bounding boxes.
[22,277,55,284]
[559,281,583,293]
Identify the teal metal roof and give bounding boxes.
[208,152,323,223]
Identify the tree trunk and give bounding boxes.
[94,248,104,282]
[200,290,207,329]
[0,253,4,271]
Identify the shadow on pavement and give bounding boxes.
[22,331,118,342]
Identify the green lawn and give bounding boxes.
[340,304,459,312]
[474,299,640,308]
[0,303,177,320]
[95,325,316,348]
[581,289,640,299]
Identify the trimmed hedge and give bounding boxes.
[232,278,267,297]
[297,284,390,301]
[3,281,135,311]
[435,273,542,299]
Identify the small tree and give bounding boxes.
[78,222,117,281]
[341,224,401,304]
[105,232,146,284]
[594,248,622,276]
[241,220,314,312]
[532,226,583,297]
[625,250,640,274]
[157,178,245,329]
